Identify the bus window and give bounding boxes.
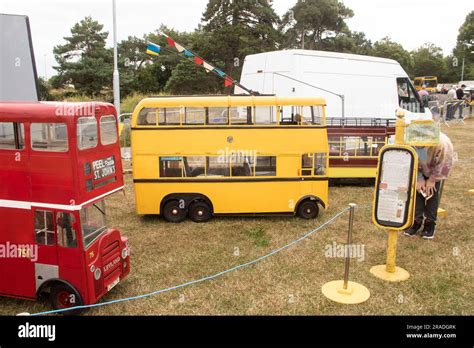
[302,154,313,176]
[314,153,327,175]
[207,156,230,176]
[100,116,118,145]
[0,122,24,150]
[159,107,181,125]
[183,107,205,125]
[231,155,254,177]
[229,107,252,125]
[77,117,98,150]
[137,108,158,126]
[31,123,68,152]
[328,136,342,156]
[34,210,55,246]
[208,107,229,125]
[160,157,183,177]
[255,156,276,176]
[301,153,326,176]
[255,106,277,125]
[81,201,107,248]
[184,156,206,177]
[280,106,323,125]
[57,212,77,248]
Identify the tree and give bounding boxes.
[452,11,474,81]
[411,43,447,79]
[53,17,113,96]
[326,31,373,55]
[165,60,221,94]
[372,37,413,76]
[280,0,354,50]
[201,0,281,89]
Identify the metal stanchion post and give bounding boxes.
[322,203,370,304]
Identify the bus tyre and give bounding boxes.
[163,200,187,223]
[50,283,83,315]
[188,201,212,223]
[297,200,319,219]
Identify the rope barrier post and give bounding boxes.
[321,203,370,304]
[342,203,356,289]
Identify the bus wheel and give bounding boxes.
[50,283,83,315]
[188,201,212,223]
[297,200,319,219]
[163,200,187,223]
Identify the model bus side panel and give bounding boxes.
[134,180,328,215]
[0,208,36,299]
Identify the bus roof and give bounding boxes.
[0,101,116,121]
[135,95,327,110]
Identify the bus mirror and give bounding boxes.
[373,145,418,230]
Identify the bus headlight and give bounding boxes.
[90,265,95,273]
[121,248,128,259]
[94,267,102,280]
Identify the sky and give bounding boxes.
[1,0,473,79]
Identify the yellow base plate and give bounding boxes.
[370,265,410,282]
[437,208,447,218]
[468,189,474,196]
[321,280,370,304]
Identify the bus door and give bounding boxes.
[33,208,60,292]
[56,211,82,275]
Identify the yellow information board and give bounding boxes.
[373,145,418,231]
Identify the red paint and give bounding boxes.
[0,101,130,309]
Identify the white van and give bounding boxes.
[236,49,429,121]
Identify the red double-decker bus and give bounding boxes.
[0,101,130,312]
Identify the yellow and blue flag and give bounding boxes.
[146,43,161,57]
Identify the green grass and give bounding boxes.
[0,119,473,316]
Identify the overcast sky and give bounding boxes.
[2,0,473,78]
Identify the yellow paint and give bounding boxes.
[131,96,329,216]
[327,167,376,179]
[370,264,410,282]
[385,230,398,273]
[321,280,370,304]
[437,208,447,218]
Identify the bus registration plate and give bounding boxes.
[107,277,120,291]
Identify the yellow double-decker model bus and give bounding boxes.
[414,76,438,93]
[131,95,329,223]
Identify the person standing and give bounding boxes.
[456,85,466,119]
[418,85,430,108]
[404,132,454,240]
[446,87,458,120]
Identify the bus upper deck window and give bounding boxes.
[77,117,98,150]
[184,107,205,125]
[0,122,24,150]
[255,106,277,125]
[100,115,118,145]
[208,107,229,125]
[31,123,68,152]
[229,107,251,125]
[160,107,181,125]
[137,108,158,126]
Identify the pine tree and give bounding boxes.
[201,0,281,87]
[53,17,113,96]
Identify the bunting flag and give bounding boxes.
[202,61,214,72]
[146,43,161,57]
[194,56,203,65]
[184,49,194,58]
[166,37,175,47]
[153,32,253,92]
[175,42,185,53]
[224,76,235,87]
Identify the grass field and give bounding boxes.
[1,119,473,316]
